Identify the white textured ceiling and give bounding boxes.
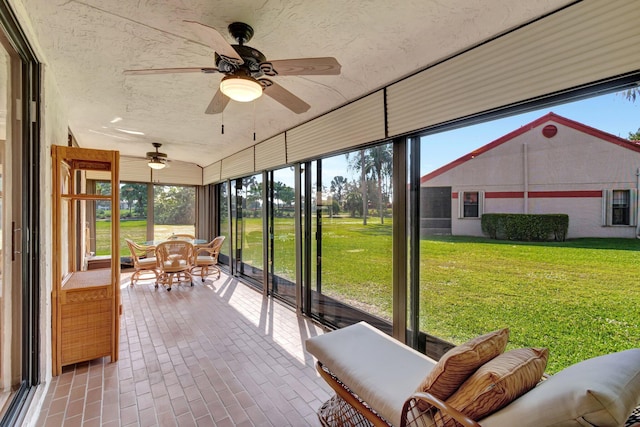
[19,0,572,167]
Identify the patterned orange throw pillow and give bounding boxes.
[417,328,509,402]
[443,347,549,424]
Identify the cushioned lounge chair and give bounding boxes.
[306,322,640,427]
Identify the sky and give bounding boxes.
[419,92,640,174]
[315,91,640,185]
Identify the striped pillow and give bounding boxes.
[417,328,509,402]
[442,347,549,424]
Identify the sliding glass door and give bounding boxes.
[0,2,41,423]
[268,167,297,305]
[306,145,394,332]
[232,174,264,286]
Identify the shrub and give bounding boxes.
[481,213,568,241]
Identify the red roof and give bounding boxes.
[420,112,640,184]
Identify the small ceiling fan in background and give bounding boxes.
[146,142,168,169]
[124,21,341,115]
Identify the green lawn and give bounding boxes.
[96,220,195,256]
[98,217,639,373]
[417,236,640,373]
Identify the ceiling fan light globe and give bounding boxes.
[148,159,166,170]
[220,75,262,102]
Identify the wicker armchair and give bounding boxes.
[125,238,158,286]
[191,236,225,281]
[155,240,194,291]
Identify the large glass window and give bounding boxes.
[232,174,264,285]
[419,91,640,373]
[308,144,393,331]
[217,181,230,266]
[119,183,148,243]
[269,167,296,305]
[153,185,195,241]
[93,182,195,255]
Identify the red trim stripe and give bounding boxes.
[485,192,523,198]
[527,190,602,198]
[452,190,602,199]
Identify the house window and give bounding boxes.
[612,190,630,225]
[463,191,479,218]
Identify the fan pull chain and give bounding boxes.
[253,101,256,141]
[221,110,224,135]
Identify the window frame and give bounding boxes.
[612,189,630,226]
[458,191,484,219]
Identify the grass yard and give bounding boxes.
[418,236,640,373]
[96,220,195,256]
[97,217,639,373]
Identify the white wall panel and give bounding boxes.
[255,134,286,171]
[152,160,202,185]
[203,161,221,185]
[119,157,152,183]
[287,91,385,162]
[387,0,640,137]
[220,147,254,180]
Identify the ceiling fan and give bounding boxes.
[124,21,341,115]
[146,142,168,169]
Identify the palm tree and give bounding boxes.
[347,150,369,225]
[330,176,348,209]
[366,144,392,224]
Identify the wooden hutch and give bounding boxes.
[52,145,120,376]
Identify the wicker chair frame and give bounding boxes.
[155,240,194,291]
[125,238,159,286]
[316,362,480,427]
[191,236,225,281]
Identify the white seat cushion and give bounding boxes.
[306,322,436,426]
[163,260,187,268]
[480,348,640,427]
[138,257,157,267]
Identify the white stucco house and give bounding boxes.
[421,112,640,239]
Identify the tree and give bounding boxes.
[365,144,392,224]
[95,182,112,214]
[273,181,294,216]
[346,144,393,225]
[120,183,147,217]
[330,176,348,209]
[623,88,639,103]
[154,186,195,225]
[347,150,370,225]
[629,128,640,141]
[344,191,363,217]
[279,185,295,208]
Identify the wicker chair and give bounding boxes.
[155,240,194,291]
[125,238,158,286]
[191,236,225,281]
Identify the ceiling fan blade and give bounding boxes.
[123,67,219,75]
[261,57,341,76]
[205,88,230,114]
[184,20,244,65]
[261,79,310,114]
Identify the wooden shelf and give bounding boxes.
[60,193,112,201]
[52,145,120,376]
[62,269,112,289]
